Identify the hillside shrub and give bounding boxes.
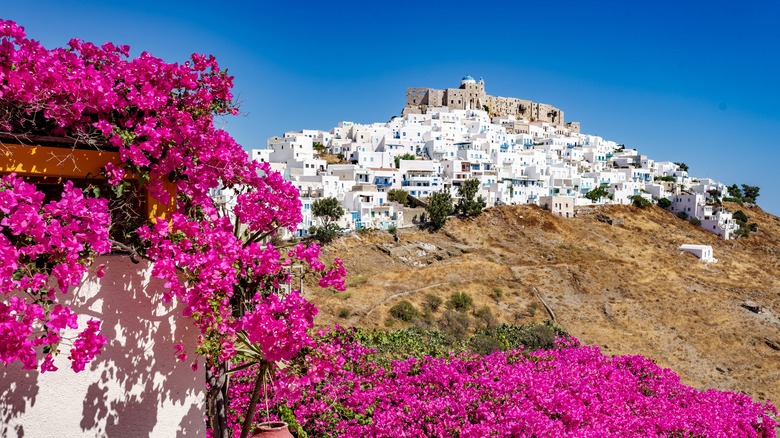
[690,217,701,227]
[447,291,474,312]
[629,195,652,209]
[423,293,443,312]
[490,287,504,302]
[389,300,419,322]
[438,309,472,342]
[676,211,688,220]
[734,210,749,223]
[426,190,454,230]
[657,198,672,209]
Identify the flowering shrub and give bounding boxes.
[239,329,776,437]
[1,18,345,435]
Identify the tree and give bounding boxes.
[394,152,416,169]
[657,198,672,209]
[311,197,345,244]
[629,195,651,209]
[585,186,610,202]
[387,189,409,206]
[727,184,743,199]
[674,162,689,172]
[312,197,344,229]
[741,184,760,204]
[312,141,327,156]
[425,190,453,230]
[456,179,486,217]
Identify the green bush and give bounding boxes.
[387,189,408,206]
[690,217,701,226]
[490,287,504,302]
[473,305,497,330]
[676,211,688,220]
[468,333,504,356]
[426,190,454,230]
[338,308,352,319]
[447,292,474,312]
[629,195,651,209]
[476,321,566,351]
[437,309,472,342]
[733,210,749,223]
[423,293,443,312]
[657,198,672,209]
[389,300,419,322]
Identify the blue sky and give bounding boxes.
[5,1,780,213]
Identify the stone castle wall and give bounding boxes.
[403,79,569,127]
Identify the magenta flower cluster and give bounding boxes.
[0,19,345,373]
[0,174,110,372]
[228,330,777,437]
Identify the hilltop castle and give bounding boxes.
[402,75,578,132]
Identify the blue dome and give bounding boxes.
[462,74,475,81]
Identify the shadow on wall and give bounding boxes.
[0,255,205,438]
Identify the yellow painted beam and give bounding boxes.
[1,142,176,221]
[1,143,120,180]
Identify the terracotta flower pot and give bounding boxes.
[250,421,293,438]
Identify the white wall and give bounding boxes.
[1,255,205,438]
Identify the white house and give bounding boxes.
[679,244,716,262]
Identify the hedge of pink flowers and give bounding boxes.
[227,329,777,437]
[0,18,344,378]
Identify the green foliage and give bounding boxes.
[655,175,676,183]
[733,210,749,223]
[456,179,486,217]
[629,195,651,209]
[490,287,504,302]
[425,190,454,230]
[276,404,308,438]
[676,211,688,220]
[338,308,352,319]
[340,322,571,366]
[741,184,760,204]
[674,162,689,172]
[387,224,397,235]
[312,141,327,156]
[473,305,497,330]
[389,300,420,322]
[309,224,339,244]
[727,184,743,199]
[468,333,504,356]
[585,186,610,202]
[690,217,701,227]
[447,291,474,312]
[387,189,408,206]
[437,309,472,342]
[657,198,672,209]
[311,197,345,229]
[706,189,722,205]
[423,293,443,312]
[394,153,416,169]
[732,210,753,238]
[476,321,567,352]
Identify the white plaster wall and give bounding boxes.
[1,255,205,438]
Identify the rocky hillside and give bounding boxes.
[308,203,780,405]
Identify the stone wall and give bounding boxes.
[403,79,569,127]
